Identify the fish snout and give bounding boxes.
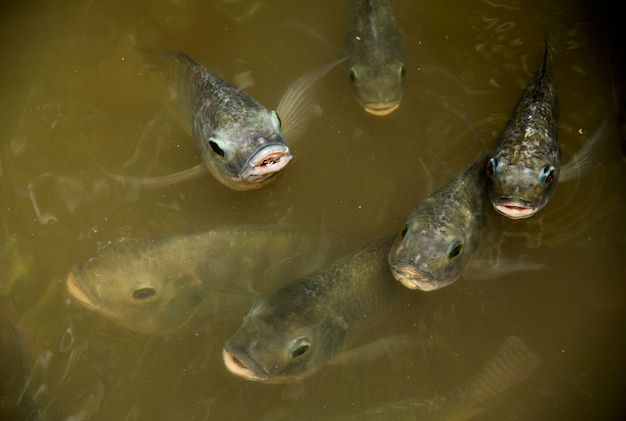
[222,344,268,382]
[389,262,438,291]
[242,143,292,181]
[66,269,99,308]
[493,198,538,219]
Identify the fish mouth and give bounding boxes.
[493,199,538,219]
[222,344,269,382]
[242,143,292,181]
[66,270,100,308]
[364,102,400,116]
[390,264,439,292]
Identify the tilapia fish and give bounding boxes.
[388,154,488,291]
[149,51,290,190]
[325,336,539,421]
[487,37,559,219]
[344,0,406,116]
[66,225,328,335]
[223,236,405,383]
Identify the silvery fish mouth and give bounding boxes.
[66,271,99,308]
[242,143,292,182]
[222,346,269,382]
[493,199,538,219]
[364,101,400,116]
[390,264,438,291]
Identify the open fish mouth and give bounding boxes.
[493,199,538,219]
[66,271,99,308]
[364,101,400,116]
[242,143,292,181]
[222,346,269,382]
[390,264,438,291]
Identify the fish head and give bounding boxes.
[348,61,405,116]
[196,109,292,190]
[487,155,559,219]
[66,242,205,334]
[223,291,348,383]
[388,207,479,291]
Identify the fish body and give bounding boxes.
[325,336,539,421]
[344,0,406,116]
[66,225,328,335]
[487,38,560,219]
[388,154,488,291]
[148,52,291,190]
[223,236,403,383]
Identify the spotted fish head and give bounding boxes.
[487,155,559,219]
[388,217,477,292]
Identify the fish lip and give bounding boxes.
[364,102,400,116]
[493,199,538,219]
[66,269,100,308]
[390,264,439,291]
[222,344,269,382]
[241,143,292,181]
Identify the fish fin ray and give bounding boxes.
[560,118,607,182]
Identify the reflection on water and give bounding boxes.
[1,0,625,419]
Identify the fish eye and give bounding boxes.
[539,165,555,184]
[399,64,406,79]
[486,158,498,179]
[447,241,463,260]
[208,139,225,157]
[132,287,157,300]
[400,224,408,238]
[349,68,358,83]
[289,337,311,359]
[270,111,282,130]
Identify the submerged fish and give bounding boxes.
[223,236,406,383]
[325,335,539,421]
[109,46,343,190]
[486,37,560,219]
[66,225,329,335]
[344,0,406,116]
[389,154,488,291]
[147,51,291,190]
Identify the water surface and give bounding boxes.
[1,0,625,419]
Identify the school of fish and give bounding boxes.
[11,0,607,418]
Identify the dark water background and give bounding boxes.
[1,0,625,419]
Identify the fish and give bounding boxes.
[388,154,488,291]
[486,36,560,219]
[223,236,406,383]
[344,0,406,116]
[323,335,539,421]
[108,43,344,190]
[66,225,330,335]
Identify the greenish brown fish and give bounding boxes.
[344,0,406,116]
[324,336,539,421]
[66,225,329,335]
[109,44,343,190]
[486,37,559,219]
[223,236,406,383]
[388,154,488,291]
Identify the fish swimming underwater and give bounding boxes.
[344,0,406,116]
[388,154,488,291]
[109,46,343,190]
[324,335,539,421]
[66,225,329,335]
[486,36,560,219]
[223,236,407,383]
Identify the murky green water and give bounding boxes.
[1,0,625,419]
